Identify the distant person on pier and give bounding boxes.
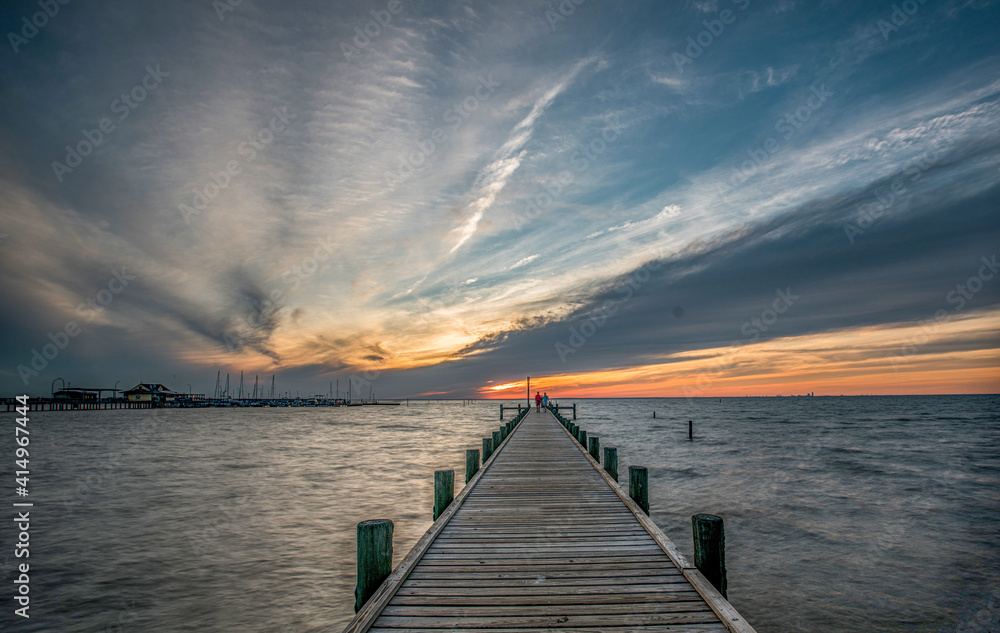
[542,393,549,409]
[535,391,542,411]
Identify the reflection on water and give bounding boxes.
[0,396,997,632]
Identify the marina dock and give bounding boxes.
[341,407,756,632]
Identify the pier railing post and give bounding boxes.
[492,430,501,450]
[604,447,618,482]
[433,470,454,520]
[579,429,587,448]
[482,437,493,462]
[354,519,393,613]
[629,466,649,514]
[589,436,600,461]
[692,513,727,599]
[466,449,480,483]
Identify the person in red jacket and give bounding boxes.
[534,391,542,411]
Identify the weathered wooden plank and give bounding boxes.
[419,550,670,561]
[417,555,680,565]
[369,612,724,627]
[388,591,704,606]
[426,542,663,551]
[399,575,690,588]
[392,583,698,597]
[367,626,730,633]
[407,561,679,573]
[407,568,683,580]
[379,601,714,616]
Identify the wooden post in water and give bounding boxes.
[573,403,576,420]
[499,404,503,420]
[354,519,393,613]
[492,430,501,450]
[465,449,480,483]
[433,470,454,520]
[579,429,587,448]
[604,447,618,481]
[629,466,649,514]
[692,513,727,599]
[653,410,656,418]
[482,437,493,461]
[588,436,600,461]
[689,420,693,440]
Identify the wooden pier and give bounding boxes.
[3,398,156,412]
[340,407,755,632]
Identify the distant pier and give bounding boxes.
[1,397,401,412]
[3,397,155,412]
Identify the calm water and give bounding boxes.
[1,396,997,632]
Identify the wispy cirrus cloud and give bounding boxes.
[448,57,599,253]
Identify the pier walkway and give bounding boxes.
[342,408,755,632]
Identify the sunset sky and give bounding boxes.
[1,0,998,398]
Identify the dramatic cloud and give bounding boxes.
[0,0,997,397]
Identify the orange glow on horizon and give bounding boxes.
[476,310,1000,398]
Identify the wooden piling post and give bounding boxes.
[653,410,656,418]
[465,449,480,483]
[629,466,649,514]
[579,429,587,447]
[604,447,618,482]
[482,437,493,461]
[689,420,693,440]
[354,519,393,612]
[433,470,454,520]
[573,404,577,420]
[692,513,727,599]
[589,436,600,461]
[492,430,501,449]
[500,404,503,420]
